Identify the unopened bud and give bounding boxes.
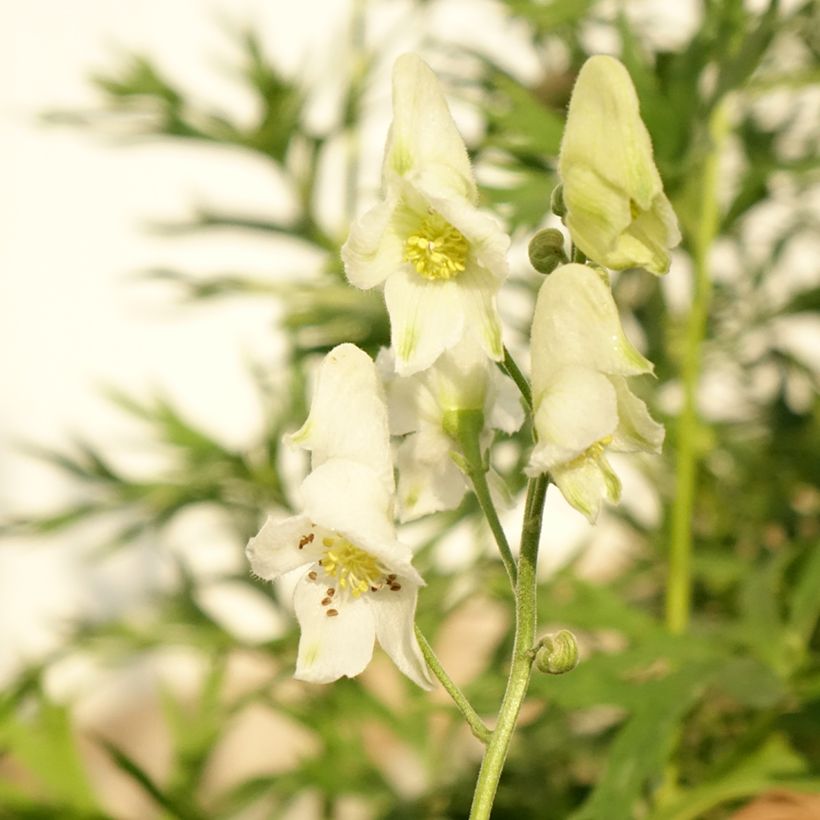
[528,228,568,275]
[534,630,578,675]
[550,184,566,218]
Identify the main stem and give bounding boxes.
[469,475,548,819]
[666,101,728,634]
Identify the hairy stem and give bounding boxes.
[666,101,729,634]
[415,625,491,744]
[499,347,532,410]
[469,475,548,819]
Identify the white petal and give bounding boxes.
[487,366,525,435]
[531,264,653,379]
[294,574,375,683]
[610,376,665,454]
[299,459,422,583]
[245,514,328,580]
[288,344,394,493]
[551,455,621,524]
[384,266,465,375]
[529,366,618,471]
[396,433,467,522]
[370,582,433,689]
[458,263,505,362]
[384,53,476,202]
[377,347,425,435]
[342,199,404,290]
[426,336,490,412]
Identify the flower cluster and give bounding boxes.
[247,51,677,686]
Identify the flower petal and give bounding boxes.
[551,455,621,524]
[288,344,394,493]
[245,514,329,580]
[396,433,467,522]
[531,263,653,379]
[369,581,433,689]
[487,366,525,435]
[342,198,404,290]
[610,376,665,454]
[528,366,618,473]
[384,53,476,202]
[384,266,465,375]
[458,263,505,362]
[299,458,422,583]
[293,573,375,683]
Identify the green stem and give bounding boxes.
[469,475,548,819]
[415,625,492,745]
[499,347,532,409]
[448,409,517,588]
[666,101,729,634]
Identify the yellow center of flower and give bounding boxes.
[564,435,613,470]
[404,212,468,281]
[320,536,385,598]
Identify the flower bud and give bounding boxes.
[558,56,680,275]
[534,630,578,675]
[528,228,568,275]
[550,183,566,218]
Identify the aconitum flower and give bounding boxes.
[378,339,524,521]
[342,53,510,375]
[558,55,680,275]
[246,344,432,688]
[527,264,664,521]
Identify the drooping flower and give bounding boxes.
[558,55,680,275]
[378,339,524,521]
[527,264,664,521]
[246,344,432,688]
[342,53,510,375]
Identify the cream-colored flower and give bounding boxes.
[378,339,523,521]
[342,53,510,375]
[558,55,680,275]
[246,344,432,688]
[527,264,664,521]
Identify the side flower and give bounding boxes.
[526,264,664,522]
[342,53,511,375]
[558,55,680,275]
[246,344,432,689]
[378,339,524,521]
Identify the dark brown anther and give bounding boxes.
[321,597,332,606]
[308,571,318,581]
[390,584,402,591]
[326,609,339,617]
[326,588,335,597]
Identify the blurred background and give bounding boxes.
[1,1,818,818]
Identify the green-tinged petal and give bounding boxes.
[396,433,466,522]
[245,514,328,580]
[531,263,653,378]
[528,366,618,472]
[384,266,465,375]
[370,582,433,689]
[609,376,665,453]
[342,199,404,289]
[559,55,679,274]
[300,459,423,583]
[458,263,504,361]
[550,454,621,524]
[288,344,393,492]
[294,575,375,683]
[384,53,476,202]
[488,365,525,435]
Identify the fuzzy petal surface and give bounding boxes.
[294,574,376,683]
[246,514,328,580]
[288,344,393,493]
[370,582,433,689]
[342,199,405,290]
[610,376,665,453]
[551,455,622,524]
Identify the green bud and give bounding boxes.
[550,184,566,218]
[528,228,568,275]
[534,630,579,675]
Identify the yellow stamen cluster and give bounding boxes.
[320,536,385,598]
[404,212,468,281]
[564,435,614,470]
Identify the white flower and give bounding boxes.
[342,53,511,375]
[378,339,524,521]
[246,344,432,688]
[558,55,680,275]
[526,264,664,521]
